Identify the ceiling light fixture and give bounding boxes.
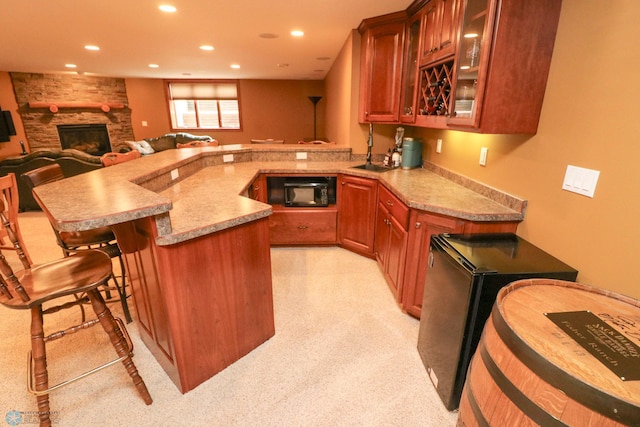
[149,64,159,68]
[259,33,279,39]
[158,5,177,13]
[200,45,214,51]
[316,56,331,61]
[230,64,240,69]
[290,30,304,37]
[65,64,77,68]
[84,45,100,51]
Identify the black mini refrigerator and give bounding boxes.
[417,233,578,411]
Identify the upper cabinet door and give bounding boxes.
[447,0,562,133]
[358,13,406,123]
[419,0,461,66]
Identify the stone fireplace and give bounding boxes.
[10,72,134,154]
[58,124,112,155]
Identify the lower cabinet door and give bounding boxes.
[269,208,338,245]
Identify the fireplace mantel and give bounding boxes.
[28,101,127,113]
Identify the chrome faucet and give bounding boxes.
[366,122,373,164]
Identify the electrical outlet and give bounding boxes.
[170,168,179,180]
[479,147,488,166]
[436,139,442,153]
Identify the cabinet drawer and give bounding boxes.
[269,208,337,245]
[378,185,409,230]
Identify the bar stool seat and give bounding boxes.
[0,197,152,427]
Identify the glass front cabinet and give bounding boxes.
[366,0,563,134]
[447,0,492,128]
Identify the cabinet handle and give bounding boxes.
[341,181,346,185]
[297,225,308,230]
[253,186,260,190]
[415,222,422,229]
[385,200,394,207]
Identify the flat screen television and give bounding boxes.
[0,109,17,142]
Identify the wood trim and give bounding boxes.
[28,101,127,113]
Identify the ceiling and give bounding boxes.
[0,0,410,80]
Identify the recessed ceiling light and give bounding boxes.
[230,64,240,69]
[277,63,289,68]
[149,64,159,68]
[65,64,77,68]
[84,45,100,51]
[200,45,214,51]
[313,69,325,73]
[316,57,331,61]
[159,5,177,13]
[464,33,479,38]
[290,30,304,37]
[259,33,279,39]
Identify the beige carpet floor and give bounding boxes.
[0,211,458,426]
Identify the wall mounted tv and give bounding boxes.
[0,107,17,142]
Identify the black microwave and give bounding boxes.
[284,181,329,207]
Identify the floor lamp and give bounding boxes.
[308,96,322,141]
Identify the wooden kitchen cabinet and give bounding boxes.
[247,174,267,202]
[358,12,406,123]
[419,0,461,66]
[269,207,337,245]
[374,185,409,300]
[446,0,562,133]
[400,10,423,123]
[337,174,378,257]
[401,210,519,318]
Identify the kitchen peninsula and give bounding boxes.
[31,145,525,393]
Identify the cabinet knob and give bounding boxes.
[415,222,422,229]
[297,225,308,230]
[385,200,393,206]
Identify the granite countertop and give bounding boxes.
[32,145,526,246]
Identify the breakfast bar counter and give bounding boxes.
[30,145,526,393]
[32,145,525,245]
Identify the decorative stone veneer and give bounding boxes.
[10,72,134,153]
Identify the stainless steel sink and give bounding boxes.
[352,163,392,172]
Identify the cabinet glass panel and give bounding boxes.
[452,0,489,120]
[401,16,422,121]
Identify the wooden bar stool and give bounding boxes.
[21,164,132,323]
[0,199,152,427]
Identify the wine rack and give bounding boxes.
[418,60,454,116]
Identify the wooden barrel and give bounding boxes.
[457,278,640,427]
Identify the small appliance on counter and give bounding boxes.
[417,233,578,410]
[401,137,422,169]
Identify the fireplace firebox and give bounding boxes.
[57,124,111,156]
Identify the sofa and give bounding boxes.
[126,132,216,154]
[0,149,103,211]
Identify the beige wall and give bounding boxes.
[401,1,640,299]
[125,78,325,145]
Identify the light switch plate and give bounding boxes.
[562,165,600,198]
[479,147,488,166]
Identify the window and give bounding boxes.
[166,80,241,130]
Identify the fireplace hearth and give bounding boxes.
[57,124,111,156]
